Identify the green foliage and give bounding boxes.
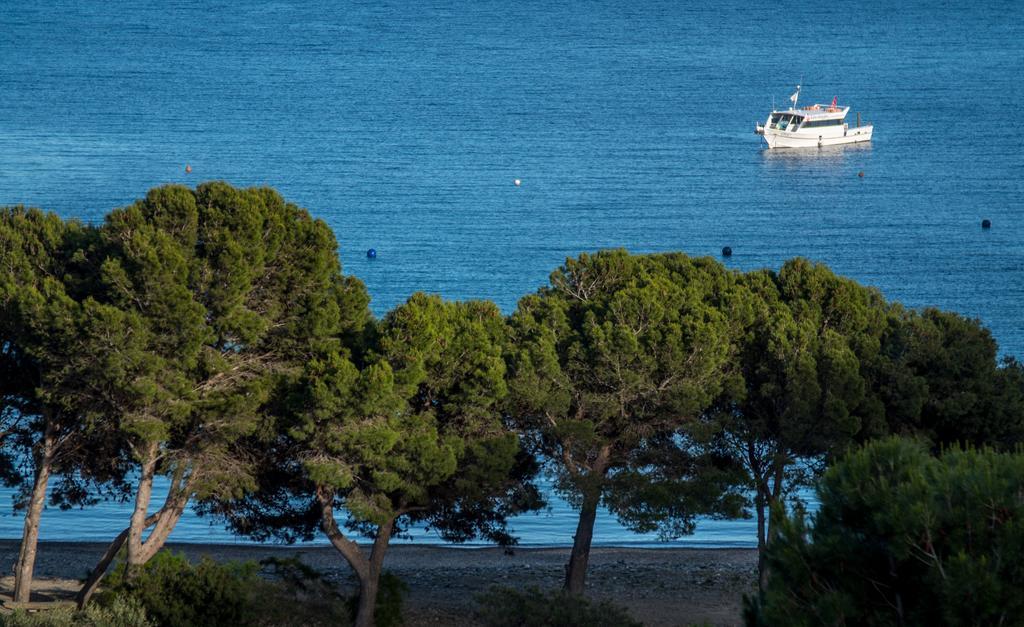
[701,259,902,588]
[602,445,747,539]
[2,183,376,589]
[96,181,371,502]
[880,308,1024,448]
[0,595,153,627]
[345,571,407,627]
[476,587,643,627]
[210,291,539,626]
[102,551,258,627]
[258,555,330,591]
[250,557,351,627]
[93,551,352,627]
[747,438,1024,626]
[507,250,746,538]
[271,291,535,533]
[0,205,131,502]
[9,190,1024,625]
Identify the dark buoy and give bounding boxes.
[721,246,732,257]
[982,219,992,229]
[857,171,864,178]
[366,248,377,259]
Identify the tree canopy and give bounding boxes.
[879,308,1024,448]
[703,258,898,587]
[210,292,540,627]
[0,206,136,601]
[747,438,1024,626]
[88,182,362,581]
[506,250,747,593]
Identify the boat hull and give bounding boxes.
[761,125,873,149]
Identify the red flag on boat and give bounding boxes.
[831,96,838,108]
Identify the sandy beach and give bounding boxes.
[0,541,756,626]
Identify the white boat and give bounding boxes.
[755,85,873,149]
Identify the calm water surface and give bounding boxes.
[1,0,1022,546]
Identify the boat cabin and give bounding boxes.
[767,105,849,132]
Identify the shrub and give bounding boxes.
[97,551,353,627]
[250,556,350,627]
[259,556,330,592]
[102,551,257,627]
[746,438,1024,626]
[0,595,153,627]
[476,586,643,627]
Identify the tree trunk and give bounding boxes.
[13,427,55,603]
[564,488,600,595]
[768,463,785,544]
[563,446,611,596]
[76,511,162,609]
[354,573,379,627]
[755,487,769,592]
[126,441,158,574]
[124,450,191,580]
[756,462,786,592]
[355,518,394,627]
[318,488,396,627]
[746,441,771,592]
[134,469,190,565]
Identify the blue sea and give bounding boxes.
[1,0,1022,548]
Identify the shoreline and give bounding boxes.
[0,541,757,626]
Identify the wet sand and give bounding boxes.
[0,541,756,626]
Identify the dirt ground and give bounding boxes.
[0,541,757,626]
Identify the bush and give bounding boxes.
[97,551,352,627]
[0,595,153,627]
[101,551,257,627]
[746,438,1024,626]
[251,556,350,627]
[476,586,643,627]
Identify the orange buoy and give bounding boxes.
[185,164,192,174]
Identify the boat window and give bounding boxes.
[802,118,843,128]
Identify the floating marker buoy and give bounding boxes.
[514,179,521,187]
[721,246,732,257]
[857,171,864,178]
[982,219,992,229]
[185,164,192,174]
[366,248,377,259]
